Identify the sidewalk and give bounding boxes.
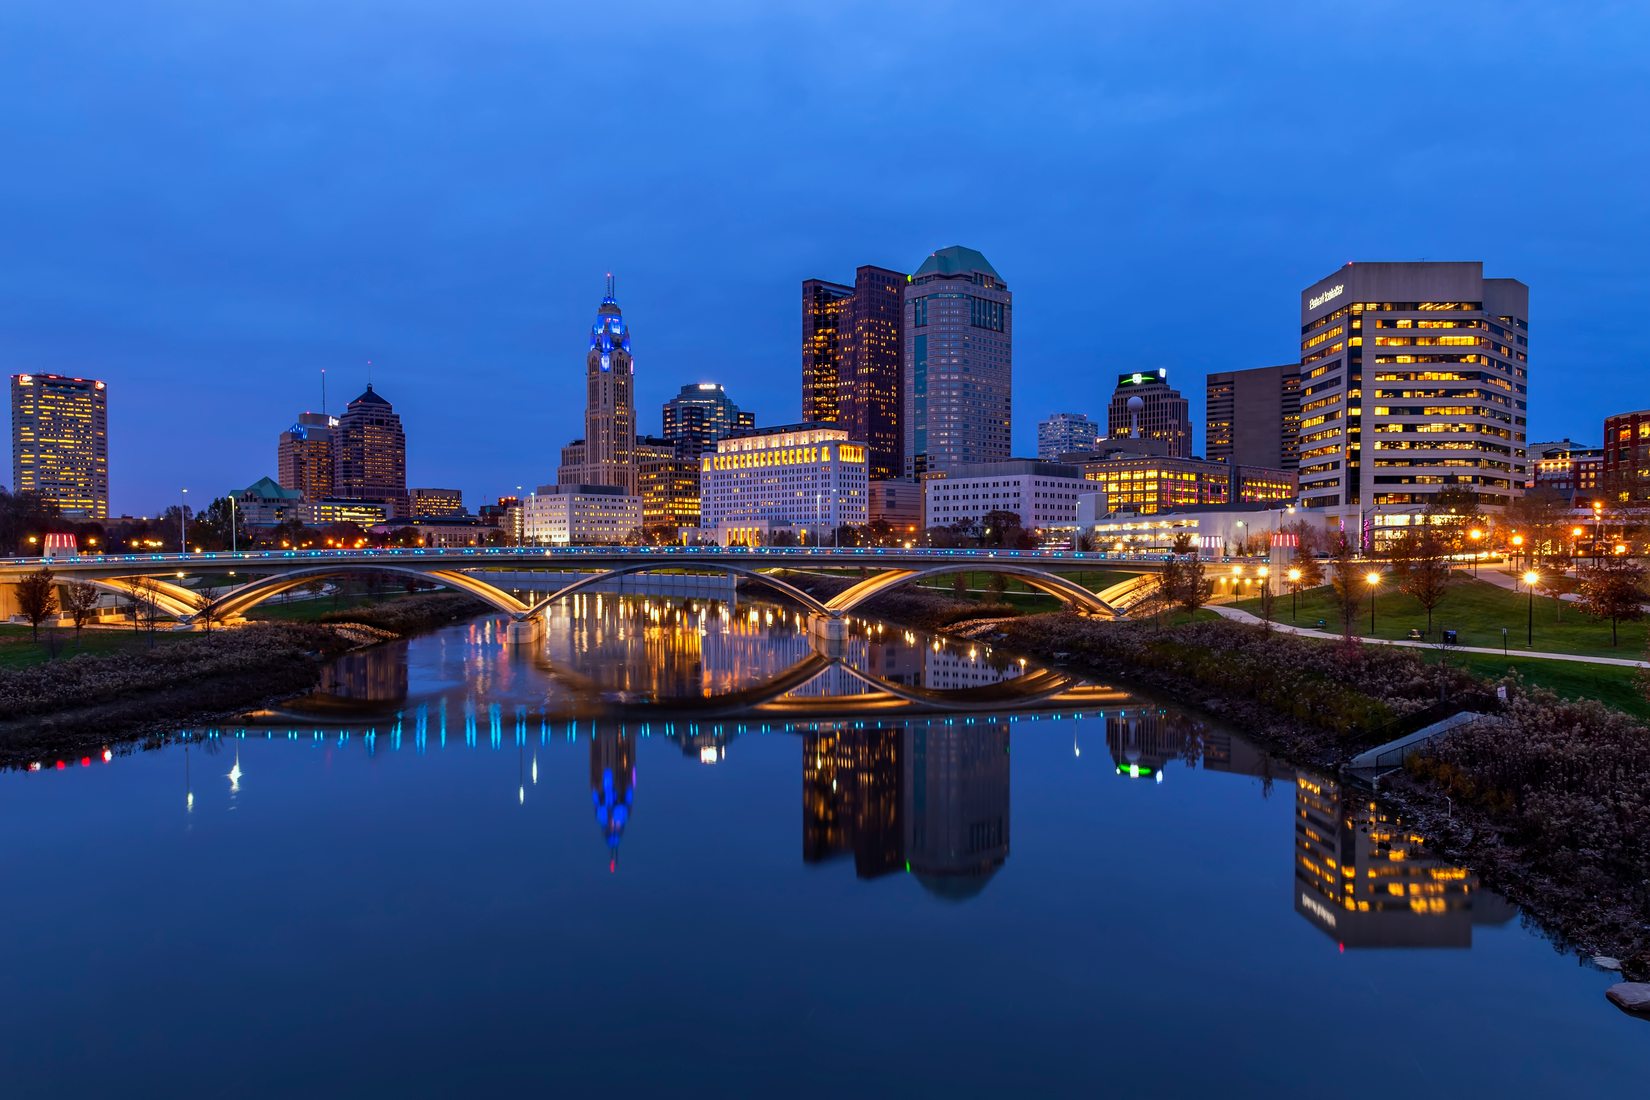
[1205,604,1650,669]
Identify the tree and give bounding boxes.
[195,583,221,633]
[196,496,251,551]
[1174,555,1212,618]
[0,488,59,556]
[980,510,1023,548]
[61,580,100,643]
[1503,487,1571,566]
[986,571,1007,601]
[1576,556,1647,646]
[1289,540,1324,589]
[1169,531,1195,556]
[15,566,57,641]
[1256,570,1277,630]
[1394,524,1451,633]
[1327,534,1363,637]
[132,576,167,645]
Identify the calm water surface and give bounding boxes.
[2,594,1643,1096]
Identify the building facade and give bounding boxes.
[277,411,337,501]
[1297,261,1528,513]
[699,424,869,544]
[1036,412,1102,461]
[923,460,1088,531]
[10,373,109,519]
[868,477,922,534]
[560,278,637,493]
[1527,439,1603,505]
[228,476,306,527]
[638,456,701,530]
[523,484,642,546]
[1106,370,1192,459]
[802,265,906,479]
[1070,453,1297,516]
[662,382,755,458]
[1205,364,1301,470]
[1603,411,1650,505]
[333,384,407,515]
[409,487,464,518]
[902,246,1011,477]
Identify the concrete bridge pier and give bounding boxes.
[504,615,544,645]
[808,612,848,657]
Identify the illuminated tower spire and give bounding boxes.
[561,275,637,493]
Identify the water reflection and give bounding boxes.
[1294,771,1515,949]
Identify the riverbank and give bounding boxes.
[0,592,486,769]
[786,572,1650,973]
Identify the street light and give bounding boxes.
[1511,532,1524,572]
[1365,570,1381,634]
[1469,527,1483,576]
[229,494,238,553]
[179,487,189,553]
[1287,566,1302,620]
[1522,569,1539,648]
[1593,500,1604,566]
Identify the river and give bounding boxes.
[1,592,1643,1095]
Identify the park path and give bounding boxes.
[1205,604,1649,669]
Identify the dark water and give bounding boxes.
[1,594,1643,1096]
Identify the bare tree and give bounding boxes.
[15,566,57,641]
[1256,571,1277,631]
[1395,524,1451,634]
[132,575,166,646]
[1327,534,1363,638]
[1174,555,1213,620]
[195,583,221,633]
[61,580,100,645]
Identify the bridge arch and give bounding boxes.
[203,564,531,623]
[525,564,831,618]
[823,563,1119,618]
[80,576,204,619]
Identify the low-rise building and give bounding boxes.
[478,496,523,544]
[1526,440,1603,505]
[868,477,922,535]
[924,460,1088,531]
[522,484,641,546]
[371,516,496,547]
[1065,452,1296,516]
[699,423,868,544]
[409,487,465,518]
[306,498,390,527]
[229,476,307,527]
[1075,502,1294,559]
[1603,411,1650,506]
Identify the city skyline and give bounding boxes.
[3,4,1647,513]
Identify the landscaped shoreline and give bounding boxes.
[788,571,1650,977]
[0,592,483,769]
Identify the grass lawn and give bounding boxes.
[1236,577,1647,659]
[1423,650,1650,720]
[0,624,193,670]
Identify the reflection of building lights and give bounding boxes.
[226,754,243,793]
[699,746,719,765]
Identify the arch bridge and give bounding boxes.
[0,546,1170,637]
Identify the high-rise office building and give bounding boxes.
[9,373,109,519]
[334,384,407,514]
[560,277,637,493]
[277,411,337,501]
[902,246,1011,478]
[1298,262,1528,514]
[662,382,755,458]
[1205,364,1301,470]
[1037,412,1101,460]
[1106,370,1192,459]
[803,265,906,479]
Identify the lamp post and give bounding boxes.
[1593,500,1603,566]
[229,493,238,553]
[179,487,188,554]
[1365,570,1381,634]
[1522,569,1539,648]
[1511,532,1524,573]
[1288,566,1301,621]
[1571,526,1584,565]
[1468,527,1482,576]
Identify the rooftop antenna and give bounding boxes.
[367,358,374,388]
[320,368,327,414]
[606,272,615,299]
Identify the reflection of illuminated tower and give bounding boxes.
[1293,771,1492,948]
[802,725,904,878]
[1104,708,1184,781]
[590,729,636,871]
[904,722,1010,899]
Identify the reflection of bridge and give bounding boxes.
[0,546,1158,636]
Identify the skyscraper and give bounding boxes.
[560,277,637,493]
[9,373,108,519]
[277,411,337,501]
[1037,412,1101,460]
[902,246,1011,477]
[1106,370,1192,458]
[1298,262,1528,515]
[662,382,755,458]
[333,384,407,514]
[802,265,906,479]
[1205,364,1301,470]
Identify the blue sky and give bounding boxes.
[2,1,1646,514]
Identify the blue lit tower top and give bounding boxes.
[589,273,632,373]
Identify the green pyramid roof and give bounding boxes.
[912,245,1002,282]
